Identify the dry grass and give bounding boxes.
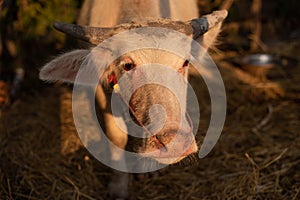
[0,43,300,199]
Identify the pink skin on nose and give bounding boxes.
[145,126,197,159]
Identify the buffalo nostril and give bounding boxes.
[161,146,167,152]
[155,134,163,143]
[152,136,168,152]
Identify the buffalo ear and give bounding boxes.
[192,10,227,50]
[40,49,90,83]
[199,23,223,50]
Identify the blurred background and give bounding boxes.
[0,0,299,199]
[0,0,299,101]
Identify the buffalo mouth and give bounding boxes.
[137,120,198,165]
[146,139,198,165]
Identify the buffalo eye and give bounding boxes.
[183,59,190,67]
[123,62,135,71]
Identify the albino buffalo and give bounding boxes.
[40,0,227,198]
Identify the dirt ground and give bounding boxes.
[0,38,300,199]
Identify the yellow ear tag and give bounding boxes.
[113,83,120,91]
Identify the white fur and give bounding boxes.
[40,1,225,198]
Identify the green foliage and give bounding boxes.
[14,0,78,41]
